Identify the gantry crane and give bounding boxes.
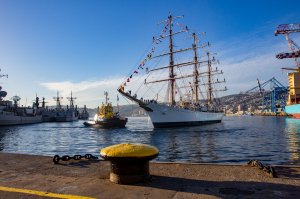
[275,23,300,68]
[246,77,287,113]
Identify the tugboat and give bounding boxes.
[83,92,127,128]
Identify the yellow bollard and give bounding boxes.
[100,143,159,184]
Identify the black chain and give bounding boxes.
[53,154,98,164]
[247,159,277,178]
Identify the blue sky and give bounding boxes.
[0,0,300,107]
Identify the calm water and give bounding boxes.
[0,116,300,165]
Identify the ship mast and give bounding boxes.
[207,52,212,105]
[127,15,226,108]
[104,91,108,105]
[192,33,199,102]
[168,15,175,105]
[67,91,76,109]
[53,91,63,109]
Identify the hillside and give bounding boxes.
[81,93,267,117]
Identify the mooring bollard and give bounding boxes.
[100,143,159,184]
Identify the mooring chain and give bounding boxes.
[247,159,277,178]
[53,154,98,164]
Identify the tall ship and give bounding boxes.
[118,14,226,128]
[275,23,300,118]
[0,70,42,126]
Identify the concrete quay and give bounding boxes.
[0,153,300,199]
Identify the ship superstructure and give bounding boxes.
[42,91,79,122]
[118,14,226,128]
[55,91,79,122]
[84,92,127,128]
[0,70,42,125]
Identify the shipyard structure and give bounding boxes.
[275,23,300,118]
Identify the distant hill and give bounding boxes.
[218,93,263,112]
[47,93,266,117]
[91,93,265,116]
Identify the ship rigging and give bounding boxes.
[118,14,226,128]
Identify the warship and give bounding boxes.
[0,70,42,126]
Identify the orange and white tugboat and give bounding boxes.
[83,92,127,128]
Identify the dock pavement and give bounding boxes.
[0,153,300,198]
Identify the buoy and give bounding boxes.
[100,143,159,184]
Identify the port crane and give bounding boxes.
[275,23,300,68]
[246,77,287,113]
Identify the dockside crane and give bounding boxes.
[275,23,300,68]
[246,77,287,113]
[257,79,263,96]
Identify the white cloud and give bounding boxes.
[40,76,128,108]
[39,27,299,107]
[216,32,300,95]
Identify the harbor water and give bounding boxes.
[0,116,300,165]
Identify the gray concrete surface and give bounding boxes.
[0,153,300,198]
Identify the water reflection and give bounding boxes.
[285,118,300,162]
[0,116,299,164]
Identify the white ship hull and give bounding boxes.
[0,113,42,126]
[145,103,223,128]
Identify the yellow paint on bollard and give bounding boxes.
[100,143,159,158]
[0,186,96,199]
[100,143,159,184]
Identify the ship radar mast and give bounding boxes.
[67,91,77,109]
[12,95,21,108]
[53,91,63,109]
[104,91,109,105]
[0,69,8,101]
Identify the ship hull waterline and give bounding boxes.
[0,115,42,126]
[144,103,224,128]
[83,118,128,129]
[285,104,300,119]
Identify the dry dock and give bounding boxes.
[0,153,300,199]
